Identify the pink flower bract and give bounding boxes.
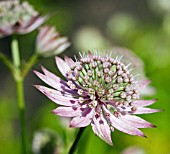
[34,51,160,145]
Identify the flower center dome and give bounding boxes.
[66,54,139,109]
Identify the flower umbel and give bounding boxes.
[34,51,160,145]
[0,0,48,37]
[36,26,71,57]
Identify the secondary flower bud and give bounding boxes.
[36,26,71,57]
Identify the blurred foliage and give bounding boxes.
[0,0,170,154]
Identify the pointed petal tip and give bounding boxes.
[51,109,56,114]
[33,70,42,77]
[88,50,93,58]
[134,107,162,114]
[64,55,69,60]
[88,50,92,54]
[64,55,75,67]
[147,79,152,83]
[69,124,86,128]
[136,131,147,138]
[32,84,35,87]
[147,123,157,128]
[152,98,158,102]
[33,85,40,89]
[51,109,61,115]
[153,98,158,103]
[106,142,113,146]
[152,124,157,128]
[33,70,38,74]
[69,123,78,128]
[55,56,70,77]
[55,56,60,64]
[108,141,113,146]
[137,79,151,90]
[55,56,61,61]
[40,65,49,74]
[153,109,164,113]
[40,65,45,70]
[145,123,157,128]
[69,122,75,128]
[141,79,151,84]
[33,84,38,87]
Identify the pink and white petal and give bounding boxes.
[35,84,76,98]
[37,26,50,42]
[41,66,76,93]
[121,115,155,128]
[52,106,82,117]
[34,70,75,95]
[99,114,113,145]
[36,27,56,51]
[140,86,156,96]
[91,117,105,143]
[91,119,100,136]
[37,26,49,45]
[102,106,146,137]
[132,99,157,107]
[43,37,68,52]
[70,108,94,127]
[19,15,49,34]
[34,85,79,106]
[133,107,161,114]
[34,70,63,90]
[0,26,13,37]
[64,56,75,68]
[55,56,70,77]
[91,114,113,145]
[135,80,151,90]
[88,51,93,59]
[110,115,146,137]
[40,27,58,46]
[53,42,71,55]
[41,65,66,84]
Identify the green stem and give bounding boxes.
[12,39,20,68]
[68,128,85,154]
[11,38,27,154]
[16,78,27,154]
[21,53,39,78]
[0,52,15,77]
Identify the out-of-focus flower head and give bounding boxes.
[0,0,48,38]
[34,50,160,145]
[32,128,63,154]
[121,146,145,154]
[36,26,71,57]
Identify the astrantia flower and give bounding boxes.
[0,0,48,37]
[36,26,71,57]
[34,51,160,145]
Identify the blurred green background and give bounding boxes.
[0,0,169,153]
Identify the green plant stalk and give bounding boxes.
[16,78,27,154]
[0,52,15,77]
[21,53,39,78]
[68,127,85,154]
[11,38,27,154]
